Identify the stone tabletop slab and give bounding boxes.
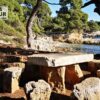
[28,53,94,67]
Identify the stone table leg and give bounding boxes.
[40,66,66,94]
[65,64,83,89]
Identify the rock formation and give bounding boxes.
[73,77,100,100]
[25,80,52,100]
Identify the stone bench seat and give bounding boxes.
[28,53,94,67]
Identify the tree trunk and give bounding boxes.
[26,0,42,47]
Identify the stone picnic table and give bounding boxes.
[1,52,94,98]
[27,53,94,95]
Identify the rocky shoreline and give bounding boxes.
[51,31,100,45]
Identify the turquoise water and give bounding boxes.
[57,43,100,54]
[78,37,100,54]
[70,37,100,54]
[72,44,100,54]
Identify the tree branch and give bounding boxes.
[43,0,60,5]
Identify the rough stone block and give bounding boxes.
[3,67,24,93]
[73,77,100,100]
[40,66,66,94]
[25,80,51,100]
[75,64,83,78]
[65,65,82,89]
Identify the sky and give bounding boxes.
[47,0,100,21]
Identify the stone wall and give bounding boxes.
[25,36,56,52]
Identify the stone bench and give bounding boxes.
[27,53,94,94]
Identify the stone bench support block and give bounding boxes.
[40,66,66,93]
[3,67,24,93]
